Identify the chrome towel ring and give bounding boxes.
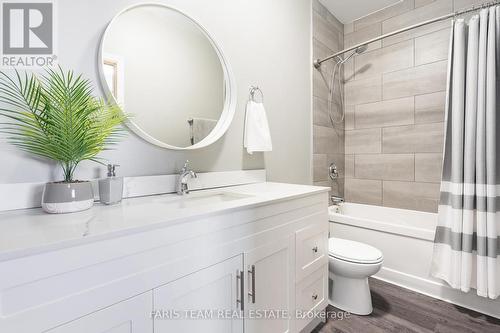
[249,86,264,103]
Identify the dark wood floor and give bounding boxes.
[312,278,500,333]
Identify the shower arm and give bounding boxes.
[313,0,500,69]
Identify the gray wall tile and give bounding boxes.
[346,128,382,154]
[313,69,329,99]
[355,97,414,129]
[345,178,383,205]
[355,154,415,181]
[383,123,445,153]
[382,0,452,46]
[313,154,328,182]
[314,125,344,155]
[343,58,355,82]
[382,0,453,34]
[313,11,342,52]
[415,153,443,182]
[313,40,335,99]
[353,0,415,31]
[383,60,448,99]
[344,23,382,52]
[345,155,355,178]
[329,153,345,176]
[415,0,437,8]
[345,105,355,130]
[415,91,446,123]
[313,4,344,197]
[313,38,335,62]
[415,28,451,65]
[382,19,450,47]
[354,40,414,80]
[453,0,492,11]
[338,0,451,212]
[345,76,382,105]
[314,96,332,128]
[383,181,440,212]
[344,22,354,34]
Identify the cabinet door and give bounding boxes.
[244,237,292,333]
[46,292,153,333]
[153,255,243,333]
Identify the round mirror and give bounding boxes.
[99,3,236,149]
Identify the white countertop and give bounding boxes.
[0,182,328,261]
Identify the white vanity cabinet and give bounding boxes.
[0,182,329,333]
[244,236,293,333]
[45,292,153,333]
[153,255,244,333]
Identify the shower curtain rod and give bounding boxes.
[313,0,500,68]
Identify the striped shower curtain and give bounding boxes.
[431,7,500,299]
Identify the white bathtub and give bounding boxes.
[329,202,500,319]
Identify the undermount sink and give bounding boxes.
[152,191,252,209]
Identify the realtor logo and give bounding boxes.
[1,1,57,67]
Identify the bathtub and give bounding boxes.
[328,202,500,319]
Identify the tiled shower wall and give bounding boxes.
[342,0,490,213]
[312,0,345,197]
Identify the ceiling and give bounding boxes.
[319,0,403,23]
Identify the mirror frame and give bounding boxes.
[98,3,237,150]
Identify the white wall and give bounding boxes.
[0,0,313,185]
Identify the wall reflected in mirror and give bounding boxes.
[101,5,225,148]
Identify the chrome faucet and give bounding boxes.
[331,195,344,205]
[177,160,198,195]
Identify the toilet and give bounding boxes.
[328,237,383,315]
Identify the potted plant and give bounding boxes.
[0,68,127,213]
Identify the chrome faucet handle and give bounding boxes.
[330,195,344,205]
[181,160,190,173]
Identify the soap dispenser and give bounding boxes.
[98,164,123,205]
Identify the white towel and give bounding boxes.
[244,100,272,154]
[190,118,217,144]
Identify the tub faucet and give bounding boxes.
[177,160,198,195]
[331,195,344,205]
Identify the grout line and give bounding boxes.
[346,119,445,131]
[413,37,416,67]
[313,37,341,57]
[381,179,384,206]
[413,152,416,182]
[413,89,447,98]
[380,127,384,154]
[413,95,416,125]
[353,0,415,32]
[348,57,448,84]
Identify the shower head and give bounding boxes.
[355,44,368,54]
[338,45,367,64]
[314,44,369,69]
[338,44,368,64]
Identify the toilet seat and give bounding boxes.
[328,238,383,264]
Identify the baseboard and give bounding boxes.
[374,267,500,319]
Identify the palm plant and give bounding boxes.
[0,67,127,182]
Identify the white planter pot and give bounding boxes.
[41,182,94,214]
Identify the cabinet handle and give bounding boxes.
[312,294,318,300]
[248,265,256,304]
[312,246,318,253]
[236,270,244,311]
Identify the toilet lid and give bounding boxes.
[329,238,383,264]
